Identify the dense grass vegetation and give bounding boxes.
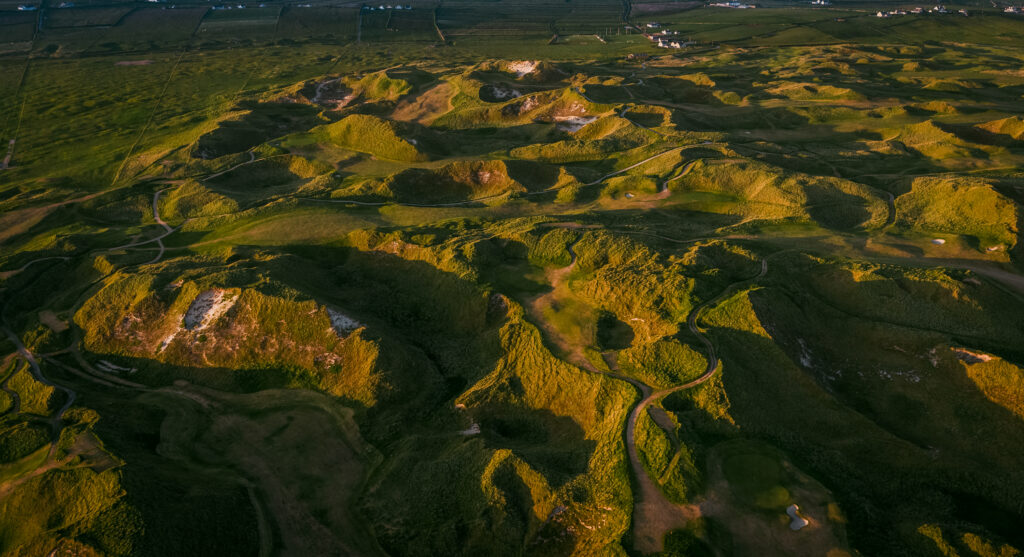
[2,1,1024,555]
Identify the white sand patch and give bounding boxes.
[931,238,946,245]
[518,96,539,112]
[797,339,813,367]
[158,330,178,353]
[184,289,237,330]
[453,402,479,435]
[787,504,809,531]
[488,84,522,100]
[458,423,481,436]
[507,60,538,77]
[327,308,364,336]
[554,115,597,132]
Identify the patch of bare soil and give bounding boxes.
[115,60,153,66]
[392,82,454,124]
[39,310,68,333]
[632,478,701,553]
[310,78,356,109]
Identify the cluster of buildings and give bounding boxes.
[650,28,686,48]
[361,4,414,10]
[875,5,969,16]
[654,37,686,48]
[641,24,690,48]
[192,2,415,9]
[708,1,756,7]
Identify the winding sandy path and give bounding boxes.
[523,231,769,553]
[204,151,259,181]
[627,256,768,553]
[0,256,71,279]
[105,187,186,262]
[0,364,22,415]
[1,324,76,437]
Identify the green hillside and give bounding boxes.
[1,3,1024,556]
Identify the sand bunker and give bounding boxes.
[787,504,809,531]
[184,289,237,331]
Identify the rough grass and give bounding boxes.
[5,21,1024,557]
[320,114,427,162]
[895,176,1019,249]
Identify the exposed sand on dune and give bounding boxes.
[507,60,538,77]
[184,289,238,331]
[554,115,597,132]
[327,308,364,337]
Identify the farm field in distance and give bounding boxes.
[2,0,1024,555]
